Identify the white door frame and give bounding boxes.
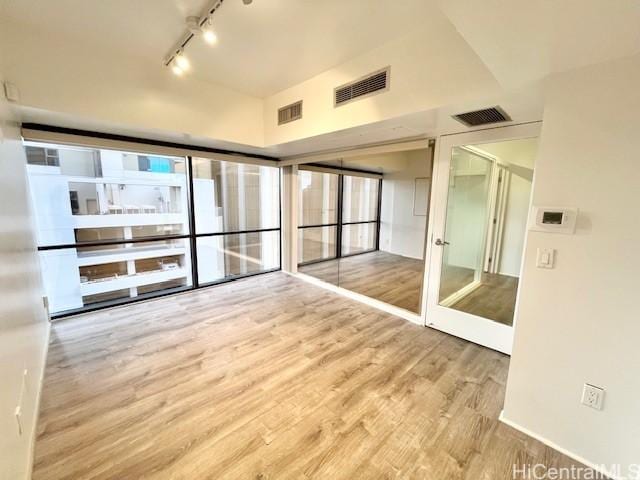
[420,122,541,354]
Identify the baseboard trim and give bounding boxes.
[498,411,619,480]
[497,271,520,278]
[287,271,424,326]
[378,248,424,261]
[439,279,482,308]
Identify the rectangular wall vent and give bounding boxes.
[452,106,511,127]
[334,67,390,107]
[278,100,303,125]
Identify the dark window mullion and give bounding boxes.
[186,156,199,288]
[37,234,192,251]
[297,223,338,229]
[336,174,344,258]
[340,220,378,226]
[195,227,281,238]
[376,177,383,251]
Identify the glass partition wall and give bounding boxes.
[25,142,281,317]
[298,147,432,314]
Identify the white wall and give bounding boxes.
[503,54,640,477]
[0,83,50,479]
[498,173,532,276]
[264,10,499,146]
[0,21,264,147]
[379,149,431,259]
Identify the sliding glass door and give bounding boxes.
[25,142,281,318]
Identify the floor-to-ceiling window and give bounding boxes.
[24,141,281,317]
[191,157,280,285]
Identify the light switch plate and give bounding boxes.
[3,81,20,103]
[536,248,555,269]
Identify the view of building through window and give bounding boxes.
[25,143,281,316]
[191,157,280,285]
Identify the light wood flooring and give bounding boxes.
[451,273,519,326]
[299,252,519,324]
[34,273,591,479]
[299,251,425,312]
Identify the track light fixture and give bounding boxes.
[166,0,253,76]
[202,28,218,45]
[171,64,184,76]
[174,52,190,71]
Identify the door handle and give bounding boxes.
[435,238,450,246]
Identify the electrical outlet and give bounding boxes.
[581,383,605,410]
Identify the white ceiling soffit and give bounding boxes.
[273,85,544,158]
[438,0,640,88]
[15,106,275,158]
[0,0,436,97]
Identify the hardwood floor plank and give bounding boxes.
[33,272,594,479]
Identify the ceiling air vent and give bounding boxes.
[334,67,390,107]
[278,100,303,125]
[452,106,511,127]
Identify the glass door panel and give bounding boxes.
[425,124,541,354]
[438,147,492,305]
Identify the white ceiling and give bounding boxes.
[3,0,637,98]
[474,138,539,170]
[3,0,640,157]
[438,0,640,88]
[0,0,434,97]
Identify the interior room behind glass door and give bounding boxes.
[434,137,538,327]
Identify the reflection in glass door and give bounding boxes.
[425,124,540,354]
[438,147,492,305]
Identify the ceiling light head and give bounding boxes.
[174,52,190,71]
[171,63,184,76]
[186,16,201,34]
[202,28,218,45]
[243,0,253,4]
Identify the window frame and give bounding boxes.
[30,146,282,319]
[297,169,382,267]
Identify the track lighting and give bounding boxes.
[166,0,252,76]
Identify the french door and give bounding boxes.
[424,123,540,354]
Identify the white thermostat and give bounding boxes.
[530,206,578,234]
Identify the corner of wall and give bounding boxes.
[0,90,51,480]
